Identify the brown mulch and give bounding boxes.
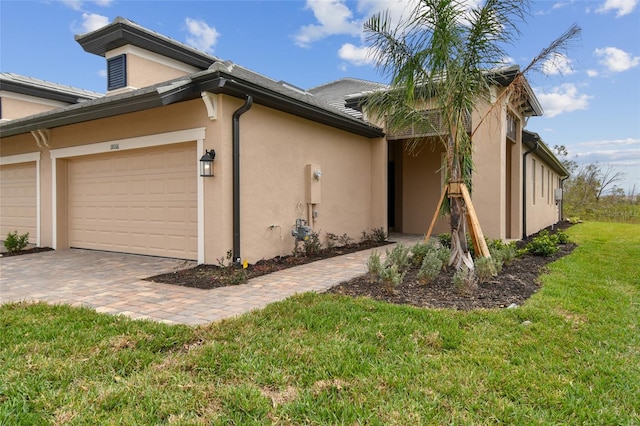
[1,247,54,257]
[326,241,575,310]
[146,240,392,289]
[151,222,576,310]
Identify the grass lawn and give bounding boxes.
[1,222,638,425]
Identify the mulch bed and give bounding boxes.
[146,240,392,289]
[148,222,576,310]
[326,241,576,310]
[0,247,54,257]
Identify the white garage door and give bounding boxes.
[0,162,37,243]
[67,142,197,260]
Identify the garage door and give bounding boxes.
[68,142,197,260]
[0,162,37,243]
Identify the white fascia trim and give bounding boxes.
[197,138,205,264]
[0,152,40,165]
[50,128,206,159]
[0,91,69,108]
[0,152,41,246]
[106,45,200,75]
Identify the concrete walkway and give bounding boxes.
[0,235,422,326]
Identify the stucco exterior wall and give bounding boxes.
[211,96,386,264]
[397,139,449,236]
[525,152,562,236]
[1,96,66,120]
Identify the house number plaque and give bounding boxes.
[110,144,120,150]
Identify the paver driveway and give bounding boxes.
[0,236,421,325]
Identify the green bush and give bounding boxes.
[436,246,451,269]
[417,252,442,285]
[4,231,29,254]
[475,256,497,283]
[453,266,477,294]
[525,230,560,257]
[379,264,405,292]
[555,229,570,244]
[366,251,383,283]
[384,243,410,272]
[361,227,388,243]
[437,233,452,249]
[410,239,440,267]
[303,231,322,256]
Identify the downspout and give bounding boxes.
[522,141,539,239]
[232,95,253,263]
[559,176,569,222]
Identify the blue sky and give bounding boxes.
[1,0,639,193]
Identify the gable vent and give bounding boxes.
[107,54,127,91]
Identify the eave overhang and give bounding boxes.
[523,130,569,178]
[0,79,99,104]
[0,71,384,139]
[75,17,215,70]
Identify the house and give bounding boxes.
[0,17,566,264]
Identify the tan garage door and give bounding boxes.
[0,162,37,243]
[68,142,197,260]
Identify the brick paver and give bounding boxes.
[0,235,421,325]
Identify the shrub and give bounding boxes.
[526,230,560,257]
[302,231,322,256]
[4,231,30,254]
[384,243,410,272]
[555,229,570,244]
[325,232,338,249]
[436,246,451,270]
[366,251,383,283]
[410,239,439,267]
[475,256,497,283]
[438,233,452,249]
[379,264,405,292]
[361,227,388,243]
[417,252,442,285]
[453,266,477,294]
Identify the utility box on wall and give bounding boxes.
[306,163,321,204]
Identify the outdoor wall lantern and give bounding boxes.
[200,149,216,177]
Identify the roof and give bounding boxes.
[309,78,388,119]
[75,16,219,70]
[0,63,384,139]
[0,72,103,104]
[0,18,384,140]
[344,65,544,118]
[523,130,569,178]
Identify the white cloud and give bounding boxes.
[594,47,640,72]
[536,83,591,118]
[541,53,575,76]
[62,0,113,10]
[184,18,220,53]
[586,69,599,77]
[78,12,109,33]
[338,43,375,66]
[294,0,362,48]
[596,0,638,16]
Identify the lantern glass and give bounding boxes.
[199,150,215,177]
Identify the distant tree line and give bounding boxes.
[554,145,639,224]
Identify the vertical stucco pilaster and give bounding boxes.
[202,94,234,264]
[370,136,387,231]
[471,98,507,240]
[39,148,53,248]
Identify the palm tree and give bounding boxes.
[364,0,580,271]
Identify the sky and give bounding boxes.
[1,0,639,193]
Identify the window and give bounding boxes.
[107,54,127,91]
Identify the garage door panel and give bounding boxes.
[68,142,197,260]
[0,162,37,242]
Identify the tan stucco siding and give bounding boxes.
[1,96,66,120]
[209,96,386,264]
[400,140,449,236]
[525,152,562,235]
[125,54,195,90]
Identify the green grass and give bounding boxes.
[1,222,639,425]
